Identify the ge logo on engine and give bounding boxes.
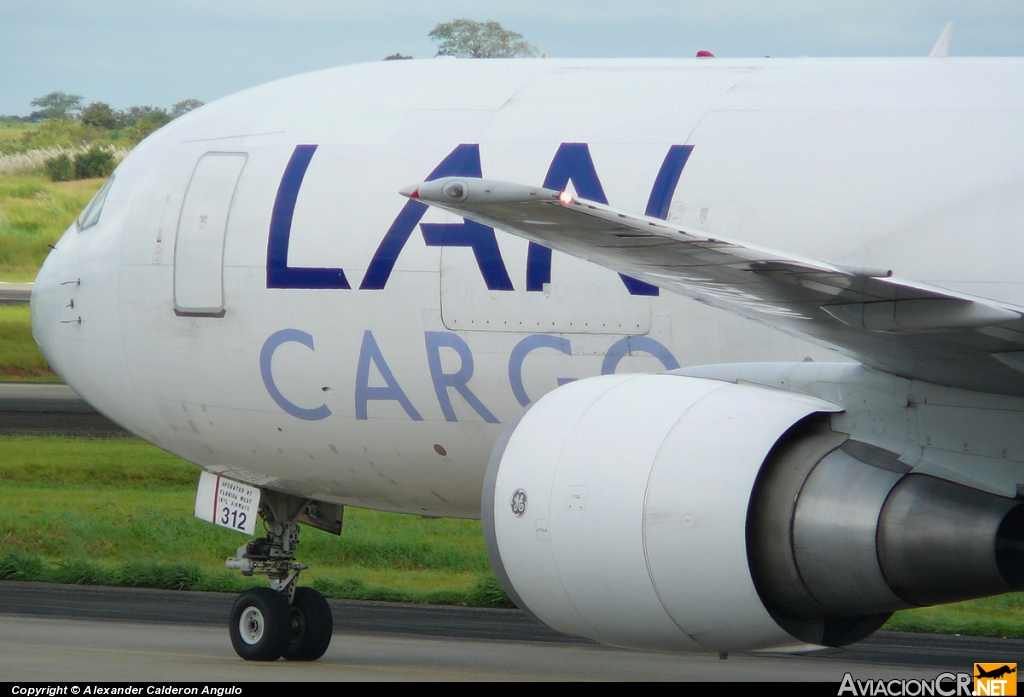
[511,489,528,517]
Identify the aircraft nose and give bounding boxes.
[30,232,70,378]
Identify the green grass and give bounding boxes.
[0,436,511,606]
[0,173,102,281]
[885,595,1024,639]
[0,305,58,381]
[0,122,37,148]
[1,430,1022,632]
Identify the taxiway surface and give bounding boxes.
[1,582,1020,681]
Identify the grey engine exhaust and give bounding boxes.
[747,420,1024,646]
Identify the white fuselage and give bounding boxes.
[30,57,1024,517]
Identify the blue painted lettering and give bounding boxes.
[262,329,681,422]
[421,220,514,291]
[508,334,573,407]
[361,144,492,290]
[267,143,691,295]
[267,145,351,289]
[259,329,332,420]
[601,336,681,375]
[424,332,500,423]
[646,145,693,220]
[355,330,423,420]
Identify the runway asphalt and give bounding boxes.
[0,581,1021,681]
[0,381,128,436]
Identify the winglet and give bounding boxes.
[929,21,954,58]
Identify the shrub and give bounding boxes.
[41,147,116,181]
[73,147,114,179]
[44,153,72,181]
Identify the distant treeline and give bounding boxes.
[1,92,204,180]
[1,92,203,153]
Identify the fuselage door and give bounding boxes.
[173,152,247,317]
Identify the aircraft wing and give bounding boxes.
[404,177,1024,396]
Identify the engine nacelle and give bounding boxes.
[482,373,1024,653]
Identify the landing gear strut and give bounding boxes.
[226,491,335,661]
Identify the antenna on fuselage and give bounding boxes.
[929,21,954,57]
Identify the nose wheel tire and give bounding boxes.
[283,587,333,661]
[229,588,292,661]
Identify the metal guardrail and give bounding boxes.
[0,283,32,305]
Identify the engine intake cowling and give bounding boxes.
[483,373,1024,653]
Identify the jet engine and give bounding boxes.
[482,373,1024,653]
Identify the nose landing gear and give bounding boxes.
[225,491,337,661]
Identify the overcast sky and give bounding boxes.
[3,0,1023,115]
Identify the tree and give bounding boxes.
[171,99,204,117]
[123,107,173,143]
[117,105,155,128]
[383,53,413,61]
[30,92,83,120]
[429,19,537,58]
[81,102,118,130]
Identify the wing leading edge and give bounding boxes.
[403,177,1024,396]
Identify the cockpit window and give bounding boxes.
[76,175,115,232]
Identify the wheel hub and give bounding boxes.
[239,606,265,645]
